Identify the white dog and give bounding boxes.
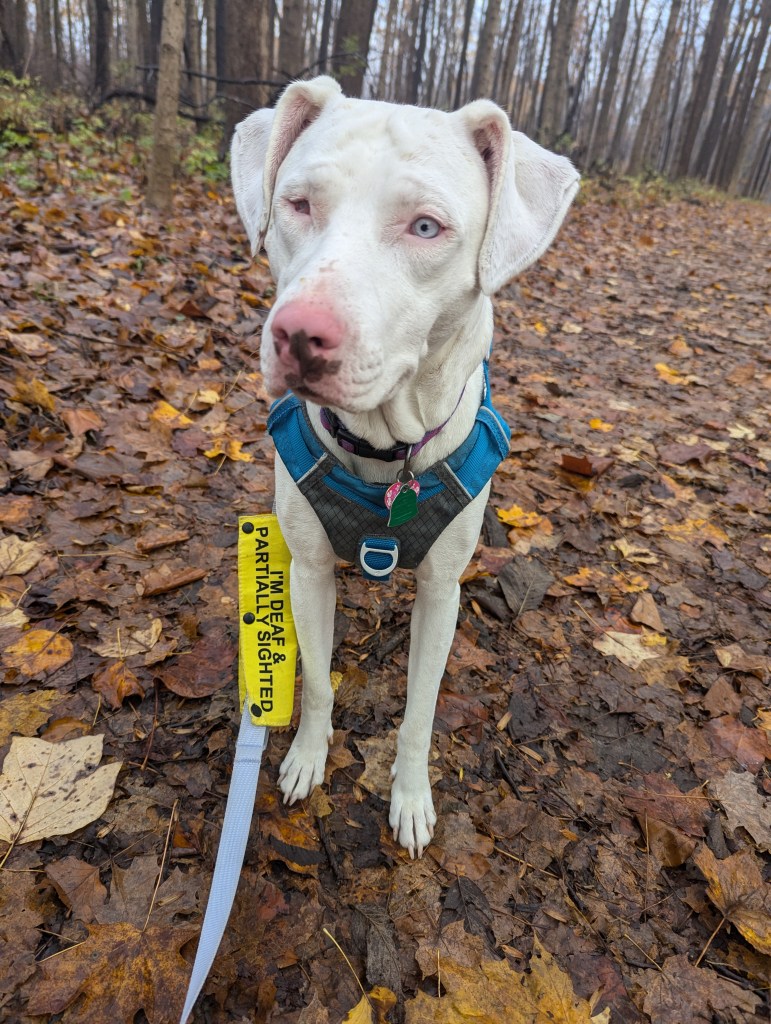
[231,76,578,857]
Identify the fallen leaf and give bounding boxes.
[496,504,543,529]
[203,437,253,461]
[26,921,198,1023]
[88,618,162,658]
[405,937,609,1023]
[342,987,397,1024]
[593,631,662,669]
[630,592,664,631]
[46,856,107,924]
[705,716,771,772]
[694,845,771,956]
[0,735,121,845]
[3,629,73,677]
[711,771,771,852]
[561,453,614,477]
[61,408,105,436]
[149,400,193,427]
[0,690,61,747]
[91,662,145,708]
[715,644,769,681]
[498,557,554,617]
[641,953,760,1022]
[0,535,45,576]
[158,636,235,698]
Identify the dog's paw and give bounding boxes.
[278,728,332,804]
[389,773,437,859]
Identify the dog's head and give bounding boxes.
[232,77,578,419]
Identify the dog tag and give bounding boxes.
[385,477,420,527]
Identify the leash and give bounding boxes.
[179,515,296,1024]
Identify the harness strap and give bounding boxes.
[179,703,266,1023]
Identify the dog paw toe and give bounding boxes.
[278,738,327,803]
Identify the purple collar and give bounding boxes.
[318,390,465,463]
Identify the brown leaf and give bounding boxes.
[640,953,760,1022]
[2,629,74,678]
[428,809,493,880]
[705,716,771,772]
[711,771,771,853]
[561,452,614,477]
[46,856,107,924]
[91,661,145,709]
[138,563,209,597]
[26,921,198,1023]
[694,845,771,956]
[158,636,235,698]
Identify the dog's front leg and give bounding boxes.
[389,486,490,858]
[274,457,337,803]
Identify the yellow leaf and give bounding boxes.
[496,504,543,529]
[342,988,397,1024]
[203,439,253,462]
[0,735,121,845]
[4,630,73,677]
[12,377,56,412]
[405,938,609,1023]
[0,690,61,747]
[533,320,548,335]
[662,518,729,548]
[150,400,193,428]
[655,362,695,385]
[561,321,584,334]
[589,418,613,432]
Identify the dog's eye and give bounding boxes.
[291,198,311,215]
[410,217,441,239]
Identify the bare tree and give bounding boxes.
[147,0,185,211]
[586,0,631,166]
[471,0,503,99]
[673,0,731,176]
[627,0,683,174]
[539,0,580,145]
[278,0,305,81]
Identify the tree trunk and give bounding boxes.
[538,0,580,146]
[332,0,377,96]
[0,0,29,76]
[147,0,184,211]
[498,0,526,114]
[92,0,111,99]
[565,0,602,139]
[220,0,272,145]
[410,0,430,102]
[586,0,631,167]
[376,0,399,97]
[36,0,56,86]
[278,0,304,80]
[184,0,202,112]
[713,0,771,186]
[673,0,731,177]
[609,0,651,165]
[661,0,697,172]
[627,0,682,174]
[205,0,215,101]
[453,0,475,107]
[317,0,333,74]
[470,0,503,99]
[728,45,771,193]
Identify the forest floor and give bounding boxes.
[0,118,770,1024]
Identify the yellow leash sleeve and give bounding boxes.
[237,514,297,726]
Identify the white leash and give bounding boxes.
[178,702,266,1023]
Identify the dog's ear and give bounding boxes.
[231,76,342,255]
[461,102,579,295]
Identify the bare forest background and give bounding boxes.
[1,0,769,196]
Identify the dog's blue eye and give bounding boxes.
[411,217,441,239]
[292,198,311,215]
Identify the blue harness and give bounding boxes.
[267,362,510,579]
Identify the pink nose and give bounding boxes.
[270,300,344,369]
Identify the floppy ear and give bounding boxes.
[461,101,580,295]
[230,75,343,255]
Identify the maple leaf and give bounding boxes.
[405,938,609,1023]
[693,845,771,956]
[0,735,121,847]
[26,921,198,1023]
[496,504,543,529]
[343,987,397,1023]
